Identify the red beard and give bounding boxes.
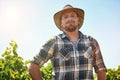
[64,21,78,32]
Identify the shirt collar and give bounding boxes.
[61,31,84,40]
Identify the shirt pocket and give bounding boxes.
[84,47,94,59]
[53,48,72,67]
[59,48,71,56]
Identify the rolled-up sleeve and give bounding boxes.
[30,38,55,66]
[92,39,107,73]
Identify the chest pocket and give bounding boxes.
[78,46,94,68]
[53,46,74,67]
[84,47,93,59]
[78,41,94,67]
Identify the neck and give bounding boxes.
[64,30,79,42]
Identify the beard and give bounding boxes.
[64,24,78,32]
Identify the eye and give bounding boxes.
[71,14,77,18]
[71,15,75,17]
[63,15,68,19]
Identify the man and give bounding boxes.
[28,4,107,80]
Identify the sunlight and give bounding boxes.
[1,5,22,34]
[6,6,18,20]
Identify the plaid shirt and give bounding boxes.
[31,31,107,80]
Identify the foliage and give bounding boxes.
[0,40,31,80]
[0,40,53,80]
[106,65,120,80]
[40,62,53,80]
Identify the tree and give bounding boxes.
[0,40,31,80]
[106,65,120,80]
[40,62,53,80]
[0,40,53,80]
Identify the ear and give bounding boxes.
[60,26,63,30]
[60,20,64,30]
[60,22,63,28]
[60,24,64,31]
[60,24,63,27]
[78,18,80,25]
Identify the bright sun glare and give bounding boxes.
[1,6,21,34]
[6,7,18,19]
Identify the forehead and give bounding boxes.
[61,10,77,16]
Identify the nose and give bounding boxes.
[67,19,74,23]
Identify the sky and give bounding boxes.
[0,0,120,69]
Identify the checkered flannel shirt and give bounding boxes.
[31,31,107,80]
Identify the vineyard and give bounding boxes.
[0,41,120,80]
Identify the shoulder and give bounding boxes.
[82,33,95,42]
[43,37,56,47]
[79,31,94,40]
[82,33,99,46]
[84,35,93,40]
[45,33,63,44]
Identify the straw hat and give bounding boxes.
[54,4,84,31]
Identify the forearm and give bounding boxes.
[97,70,106,80]
[28,63,43,80]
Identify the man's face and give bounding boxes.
[60,10,80,32]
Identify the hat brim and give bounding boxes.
[54,8,84,31]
